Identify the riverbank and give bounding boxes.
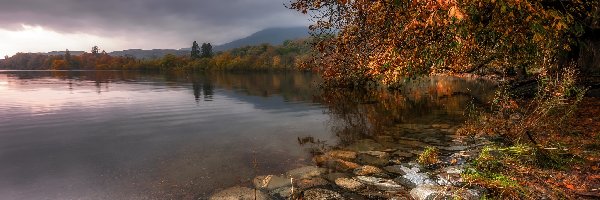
[209,97,600,199]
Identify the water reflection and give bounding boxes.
[314,76,495,148]
[0,70,495,199]
[0,70,328,199]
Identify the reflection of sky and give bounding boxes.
[0,72,334,199]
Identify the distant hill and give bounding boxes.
[212,27,309,52]
[109,49,188,59]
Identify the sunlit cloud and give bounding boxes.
[0,24,123,57]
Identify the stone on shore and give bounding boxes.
[296,177,329,189]
[356,153,389,166]
[355,176,403,191]
[302,188,344,200]
[335,177,364,191]
[252,175,291,190]
[353,165,384,176]
[383,165,407,175]
[285,166,327,180]
[326,150,358,160]
[410,185,451,200]
[209,186,270,200]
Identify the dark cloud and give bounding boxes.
[0,0,309,48]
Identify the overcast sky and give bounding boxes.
[0,0,310,57]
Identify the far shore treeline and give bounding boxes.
[0,39,311,71]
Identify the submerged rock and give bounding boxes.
[286,166,327,180]
[269,187,293,199]
[253,175,291,190]
[335,177,364,191]
[355,176,403,191]
[302,188,344,200]
[344,139,385,152]
[359,151,389,158]
[356,153,389,167]
[319,158,361,172]
[296,177,329,189]
[326,150,358,160]
[209,186,270,200]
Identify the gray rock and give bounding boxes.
[285,166,327,180]
[302,188,344,200]
[269,187,293,199]
[383,165,407,175]
[335,177,364,191]
[438,146,468,151]
[323,172,350,183]
[410,185,482,200]
[253,175,291,190]
[393,165,436,188]
[355,176,403,191]
[209,186,270,200]
[410,185,451,200]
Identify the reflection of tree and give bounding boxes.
[315,77,495,146]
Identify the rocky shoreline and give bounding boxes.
[209,123,488,200]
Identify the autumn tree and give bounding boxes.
[290,0,599,87]
[191,41,201,59]
[201,43,213,58]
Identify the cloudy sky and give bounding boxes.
[0,0,310,57]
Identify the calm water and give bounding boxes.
[0,71,495,199]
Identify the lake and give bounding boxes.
[0,70,495,199]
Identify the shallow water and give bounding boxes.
[0,70,495,199]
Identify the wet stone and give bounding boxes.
[355,176,404,191]
[296,177,329,190]
[326,150,358,160]
[302,188,344,200]
[353,165,384,176]
[359,151,389,158]
[334,177,364,191]
[253,175,291,190]
[323,172,350,183]
[285,166,327,180]
[383,165,407,176]
[392,150,415,159]
[209,186,270,200]
[270,187,293,199]
[410,185,451,200]
[356,153,388,167]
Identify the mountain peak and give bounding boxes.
[213,26,309,52]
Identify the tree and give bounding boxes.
[91,46,99,55]
[201,43,213,58]
[290,0,599,86]
[191,41,201,59]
